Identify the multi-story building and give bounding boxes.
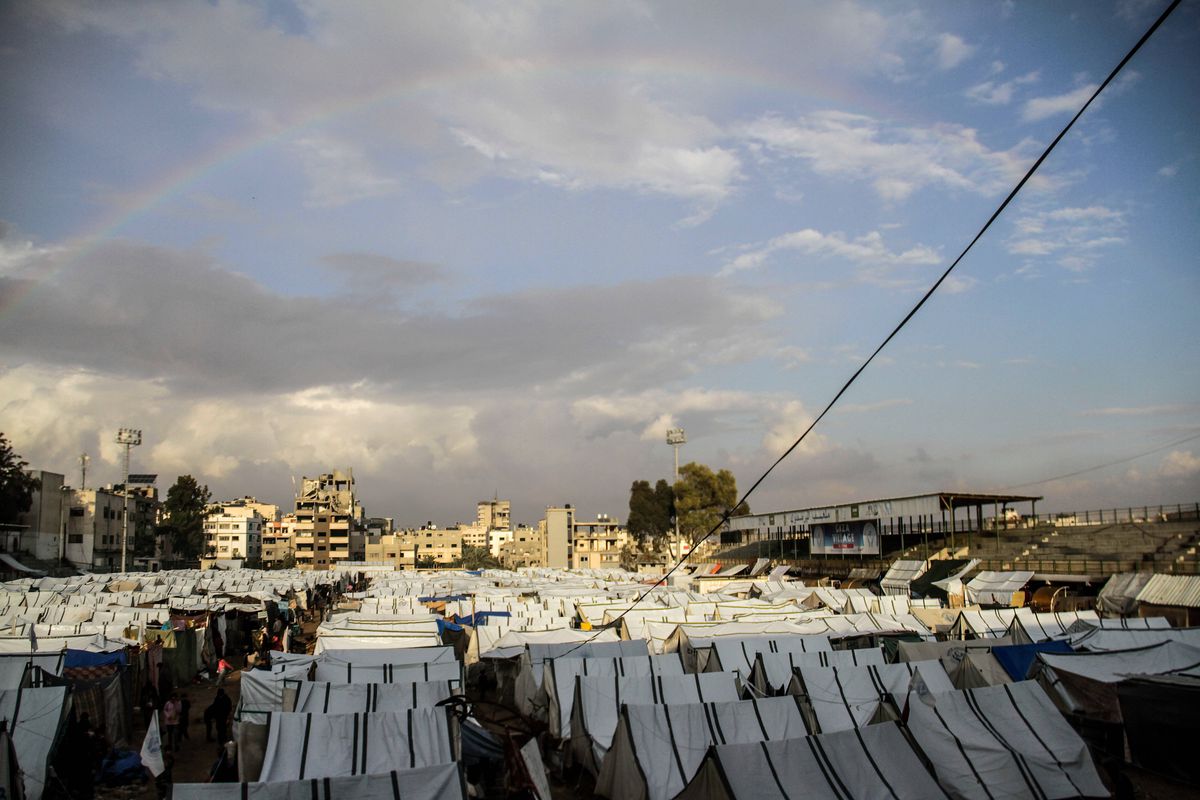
[210,496,280,524]
[458,521,489,550]
[540,505,574,569]
[14,470,67,561]
[476,499,511,531]
[488,527,514,557]
[64,486,158,571]
[364,526,464,568]
[203,510,263,562]
[499,525,544,568]
[261,514,299,569]
[570,514,629,570]
[293,470,362,570]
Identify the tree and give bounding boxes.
[673,462,749,546]
[0,433,41,525]
[160,475,210,563]
[627,479,674,543]
[461,545,501,570]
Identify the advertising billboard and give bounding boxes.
[810,519,880,556]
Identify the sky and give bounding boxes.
[1,0,1198,527]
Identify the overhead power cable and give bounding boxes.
[559,0,1182,657]
[999,430,1200,491]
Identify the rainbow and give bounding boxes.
[3,51,875,315]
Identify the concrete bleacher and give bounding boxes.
[709,520,1200,579]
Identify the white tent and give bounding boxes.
[1030,641,1200,722]
[514,639,647,718]
[949,608,1020,639]
[312,660,462,687]
[752,646,885,695]
[1067,625,1197,652]
[905,681,1108,800]
[1005,609,1100,644]
[789,661,953,733]
[174,762,467,800]
[289,680,456,714]
[570,671,741,775]
[0,652,63,690]
[677,721,946,800]
[594,697,808,800]
[964,571,1034,606]
[880,560,929,597]
[0,686,69,800]
[257,707,456,782]
[543,653,685,740]
[704,635,832,684]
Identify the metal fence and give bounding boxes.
[1033,502,1200,527]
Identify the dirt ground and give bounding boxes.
[94,670,243,799]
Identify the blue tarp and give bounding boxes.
[992,640,1074,680]
[436,618,463,636]
[65,648,128,668]
[453,611,511,627]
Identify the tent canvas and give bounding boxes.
[173,762,467,800]
[543,653,684,740]
[257,708,456,781]
[0,686,69,800]
[594,697,809,800]
[677,721,947,800]
[570,672,741,775]
[752,646,884,695]
[288,680,456,714]
[1030,640,1200,722]
[905,681,1108,800]
[788,661,953,733]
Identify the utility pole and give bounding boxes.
[116,428,142,573]
[666,427,686,558]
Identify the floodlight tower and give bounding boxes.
[116,428,142,573]
[666,427,686,555]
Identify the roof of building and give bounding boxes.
[1137,574,1200,608]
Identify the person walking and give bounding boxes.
[161,692,182,752]
[205,688,233,745]
[178,692,191,741]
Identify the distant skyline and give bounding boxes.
[1,1,1198,526]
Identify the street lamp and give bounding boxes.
[116,428,142,573]
[666,427,686,556]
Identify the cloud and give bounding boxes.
[32,1,1005,219]
[936,34,974,70]
[1022,83,1099,122]
[965,70,1040,106]
[291,136,399,207]
[837,398,913,414]
[1007,205,1127,271]
[738,111,1038,202]
[1157,163,1178,178]
[1159,450,1200,478]
[0,238,783,398]
[721,227,941,276]
[320,252,446,303]
[1080,404,1199,417]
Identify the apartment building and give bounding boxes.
[570,514,629,570]
[476,499,511,531]
[364,527,464,568]
[63,486,157,571]
[293,469,362,570]
[14,470,67,561]
[261,514,299,568]
[203,510,263,562]
[540,505,574,569]
[499,525,544,568]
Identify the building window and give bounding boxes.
[68,534,83,544]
